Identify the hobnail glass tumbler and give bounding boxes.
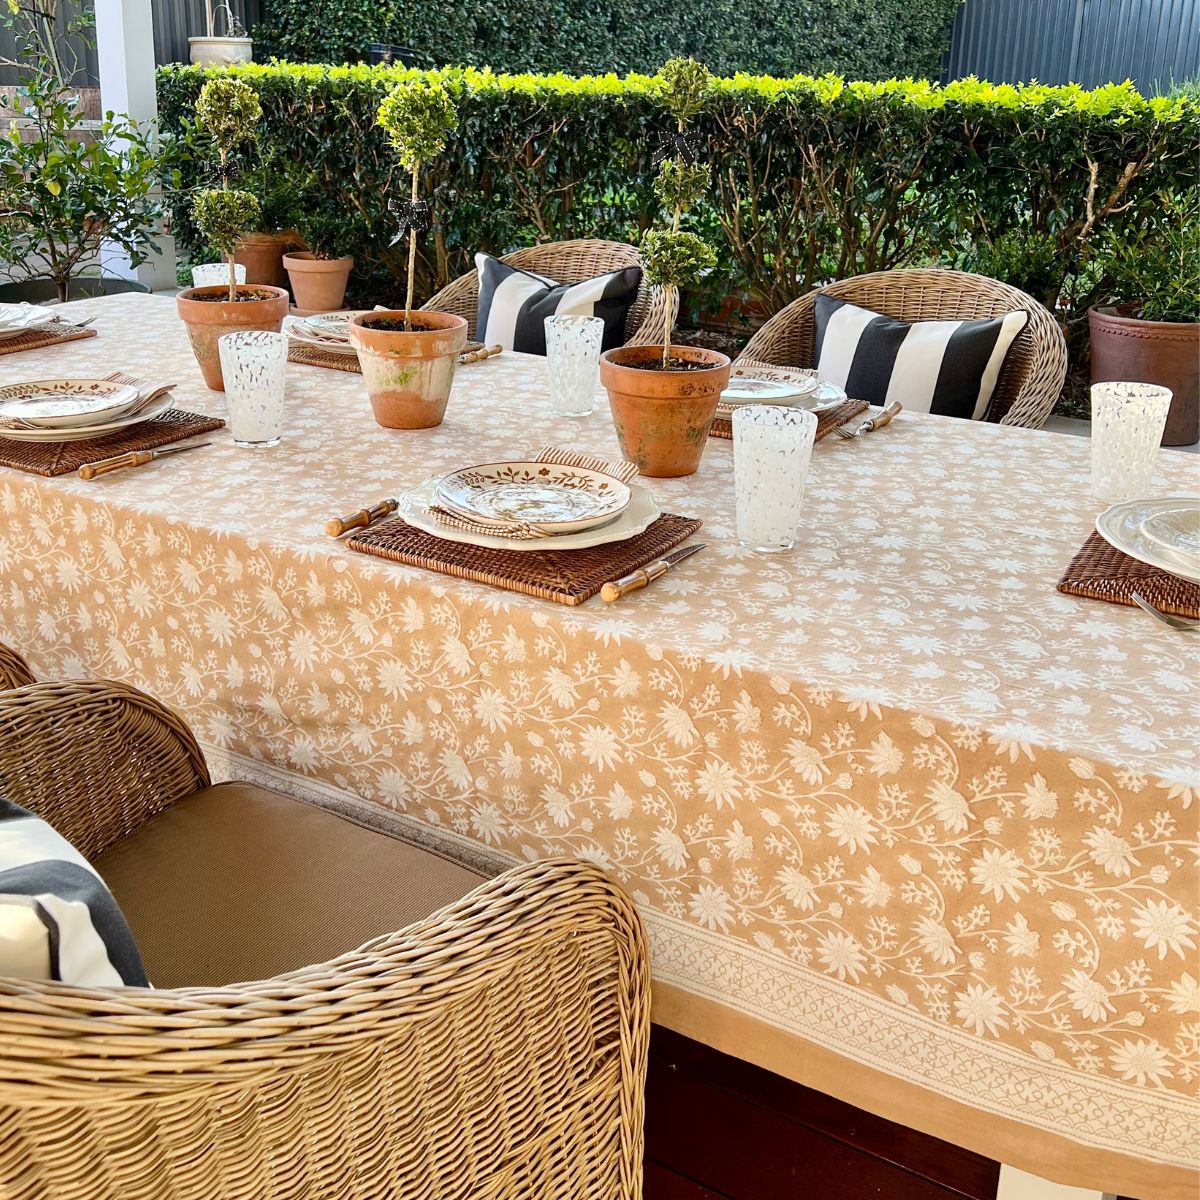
[218,330,287,448]
[1090,382,1172,503]
[545,315,604,416]
[733,405,818,552]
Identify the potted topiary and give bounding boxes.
[348,78,466,429]
[176,78,289,391]
[284,212,355,314]
[1088,192,1199,446]
[599,58,730,477]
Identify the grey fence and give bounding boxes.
[1,0,261,84]
[945,0,1200,93]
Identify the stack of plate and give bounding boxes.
[0,379,172,443]
[1096,496,1200,584]
[716,364,846,418]
[283,312,363,358]
[0,303,59,343]
[403,460,659,551]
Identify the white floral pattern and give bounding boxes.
[1,296,1197,1185]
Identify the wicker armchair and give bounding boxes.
[423,239,675,348]
[0,679,650,1200]
[0,642,34,689]
[738,268,1068,428]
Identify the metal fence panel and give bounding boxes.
[945,0,1200,93]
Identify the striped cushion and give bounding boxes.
[475,253,641,355]
[0,797,148,987]
[814,295,1028,420]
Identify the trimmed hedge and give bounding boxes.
[256,0,963,81]
[157,63,1198,323]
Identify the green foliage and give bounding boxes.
[377,78,457,172]
[192,186,260,254]
[969,230,1063,309]
[641,229,716,289]
[195,77,262,161]
[654,159,711,215]
[1095,192,1200,323]
[256,0,964,82]
[657,57,712,126]
[0,67,173,301]
[296,210,346,258]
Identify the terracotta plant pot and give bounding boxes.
[1089,305,1199,447]
[234,230,301,290]
[348,310,468,429]
[176,285,291,391]
[283,252,354,314]
[599,345,732,477]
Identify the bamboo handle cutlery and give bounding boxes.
[326,499,400,537]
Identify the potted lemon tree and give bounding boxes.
[176,77,289,390]
[349,77,466,429]
[599,58,730,477]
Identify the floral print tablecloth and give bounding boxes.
[1,296,1196,1198]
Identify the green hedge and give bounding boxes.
[256,0,963,80]
[157,63,1198,326]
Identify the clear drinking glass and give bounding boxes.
[218,330,287,448]
[545,315,604,416]
[1090,382,1172,503]
[733,405,818,552]
[192,262,247,288]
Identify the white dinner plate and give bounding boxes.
[1139,500,1200,559]
[0,393,173,442]
[0,379,140,429]
[301,311,365,338]
[435,460,632,535]
[283,315,359,355]
[0,304,58,341]
[1095,496,1200,585]
[402,477,659,551]
[716,365,842,419]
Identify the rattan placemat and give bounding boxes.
[347,512,703,605]
[0,409,226,477]
[0,320,97,357]
[1057,530,1200,619]
[288,340,489,373]
[709,399,869,441]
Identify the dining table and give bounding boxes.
[0,293,1196,1200]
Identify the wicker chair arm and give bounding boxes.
[626,283,678,348]
[0,641,35,690]
[0,680,210,857]
[422,270,482,339]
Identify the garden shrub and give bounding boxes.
[255,0,964,82]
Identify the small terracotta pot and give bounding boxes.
[1089,305,1199,447]
[176,285,291,391]
[349,310,468,429]
[234,230,301,289]
[283,252,354,314]
[600,345,732,477]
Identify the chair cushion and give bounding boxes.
[813,294,1028,420]
[475,252,641,354]
[0,797,148,987]
[95,782,489,988]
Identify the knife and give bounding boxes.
[78,440,211,480]
[326,498,400,537]
[601,542,706,602]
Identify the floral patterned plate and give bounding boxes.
[283,316,359,355]
[716,365,840,418]
[0,392,172,442]
[435,461,632,535]
[0,379,140,429]
[1096,495,1200,584]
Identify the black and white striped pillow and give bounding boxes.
[814,295,1028,420]
[0,797,148,987]
[475,253,641,355]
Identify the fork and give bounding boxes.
[832,400,903,439]
[1130,591,1199,631]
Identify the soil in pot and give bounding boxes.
[621,356,719,372]
[349,309,468,429]
[600,344,731,478]
[177,284,290,391]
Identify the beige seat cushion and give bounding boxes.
[96,781,488,989]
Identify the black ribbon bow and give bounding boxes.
[389,198,432,245]
[652,127,703,167]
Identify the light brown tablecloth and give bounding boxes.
[1,295,1196,1198]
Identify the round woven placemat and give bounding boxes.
[1057,529,1200,619]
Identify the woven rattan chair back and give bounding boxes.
[423,237,675,348]
[0,642,34,689]
[738,268,1068,428]
[0,679,649,1200]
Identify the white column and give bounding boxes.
[93,0,177,291]
[997,1164,1118,1200]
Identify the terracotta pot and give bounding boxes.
[349,310,468,429]
[234,230,301,290]
[283,252,354,314]
[176,285,290,391]
[599,345,732,477]
[1089,305,1199,447]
